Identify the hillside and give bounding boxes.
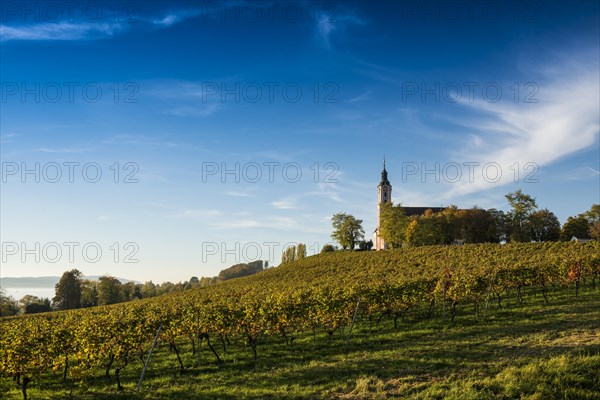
[1,242,599,399]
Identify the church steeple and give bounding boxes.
[379,157,390,187]
[375,158,392,250]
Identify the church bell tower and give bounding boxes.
[375,159,392,250]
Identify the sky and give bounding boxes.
[0,0,599,284]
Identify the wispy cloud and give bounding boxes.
[163,104,222,118]
[315,9,366,47]
[151,10,202,27]
[0,132,18,145]
[143,79,240,118]
[0,21,126,41]
[348,90,373,103]
[102,134,181,148]
[445,51,599,197]
[172,209,222,219]
[224,190,256,198]
[564,167,600,181]
[271,197,299,210]
[34,147,90,154]
[213,215,327,234]
[0,9,201,42]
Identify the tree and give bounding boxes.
[121,281,142,301]
[280,246,296,265]
[52,269,83,310]
[487,208,509,243]
[297,243,307,260]
[437,206,461,244]
[405,211,444,246]
[584,204,600,239]
[379,202,409,248]
[529,209,561,242]
[357,240,373,251]
[590,221,600,240]
[198,276,219,287]
[157,281,175,295]
[281,243,306,264]
[320,244,336,253]
[80,279,99,307]
[0,288,19,317]
[331,212,364,250]
[141,281,157,298]
[97,276,123,306]
[505,189,538,242]
[20,295,51,314]
[219,261,265,280]
[457,207,497,243]
[561,215,590,241]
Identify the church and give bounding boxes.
[373,161,445,250]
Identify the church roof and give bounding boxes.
[403,207,446,216]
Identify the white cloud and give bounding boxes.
[0,21,125,41]
[315,10,366,47]
[224,190,256,198]
[212,215,328,234]
[0,9,201,41]
[34,147,89,154]
[271,197,298,209]
[163,104,222,118]
[445,53,599,198]
[173,209,223,219]
[348,90,373,103]
[564,167,600,181]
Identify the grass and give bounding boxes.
[1,287,599,399]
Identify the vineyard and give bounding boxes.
[1,242,599,399]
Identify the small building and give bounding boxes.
[571,236,593,243]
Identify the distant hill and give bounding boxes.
[0,275,139,288]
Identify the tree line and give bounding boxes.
[330,190,599,250]
[0,260,268,317]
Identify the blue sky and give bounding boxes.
[1,0,599,283]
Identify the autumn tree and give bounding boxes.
[331,212,365,250]
[97,276,123,306]
[457,207,497,243]
[487,208,509,242]
[379,202,409,248]
[529,209,561,242]
[405,210,443,246]
[0,288,19,316]
[436,206,461,244]
[297,243,307,260]
[80,279,99,307]
[121,281,142,301]
[585,204,600,239]
[506,189,538,242]
[320,244,336,253]
[141,281,157,298]
[561,215,590,241]
[52,269,83,310]
[281,246,297,264]
[19,295,51,314]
